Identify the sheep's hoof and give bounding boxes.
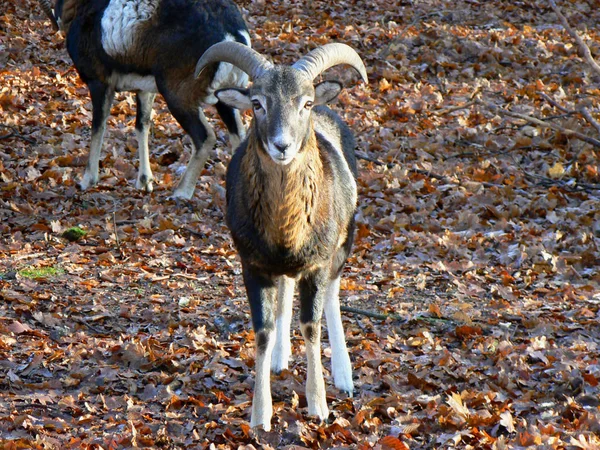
[78,171,98,190]
[271,346,291,374]
[170,187,194,201]
[250,406,273,432]
[136,174,154,193]
[166,195,195,210]
[332,359,354,396]
[307,399,329,422]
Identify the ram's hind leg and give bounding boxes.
[135,91,156,192]
[216,100,245,150]
[162,91,216,199]
[324,275,353,395]
[79,81,115,190]
[271,275,295,373]
[299,270,329,421]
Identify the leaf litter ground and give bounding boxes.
[1,0,599,448]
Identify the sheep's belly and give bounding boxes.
[108,72,158,93]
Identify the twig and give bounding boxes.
[0,124,36,144]
[524,171,600,193]
[183,226,207,239]
[408,168,452,183]
[539,92,573,113]
[356,151,452,182]
[431,100,476,117]
[481,101,600,148]
[549,0,600,77]
[340,306,406,322]
[171,272,209,282]
[356,151,454,182]
[149,272,209,282]
[579,107,600,135]
[112,211,121,249]
[356,151,387,167]
[73,317,104,334]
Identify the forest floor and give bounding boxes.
[1,0,599,448]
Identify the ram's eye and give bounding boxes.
[252,100,263,111]
[304,101,314,110]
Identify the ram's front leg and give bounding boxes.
[243,265,277,431]
[79,81,114,190]
[324,275,353,395]
[299,269,329,421]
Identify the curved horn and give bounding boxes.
[292,43,368,84]
[38,0,59,31]
[195,41,272,80]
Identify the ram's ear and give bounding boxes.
[215,88,252,110]
[314,81,343,105]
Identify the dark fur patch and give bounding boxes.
[256,331,270,352]
[302,323,317,343]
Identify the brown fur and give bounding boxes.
[241,128,330,254]
[162,64,217,109]
[58,0,80,33]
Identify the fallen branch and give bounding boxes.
[340,306,406,322]
[540,92,600,133]
[481,101,600,148]
[549,0,600,77]
[579,107,600,135]
[539,92,573,113]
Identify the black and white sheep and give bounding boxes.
[38,0,250,198]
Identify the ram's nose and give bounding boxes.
[274,142,290,154]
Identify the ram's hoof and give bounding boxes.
[136,174,154,193]
[78,172,98,190]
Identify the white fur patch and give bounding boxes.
[324,276,353,395]
[251,329,275,431]
[108,72,158,93]
[205,33,251,105]
[272,276,295,372]
[101,0,160,58]
[313,118,358,207]
[301,323,329,420]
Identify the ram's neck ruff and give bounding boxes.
[242,129,326,253]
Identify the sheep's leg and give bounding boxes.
[80,81,114,190]
[243,266,277,431]
[163,97,216,199]
[324,275,353,395]
[215,100,245,150]
[299,270,329,421]
[135,91,156,192]
[271,275,295,373]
